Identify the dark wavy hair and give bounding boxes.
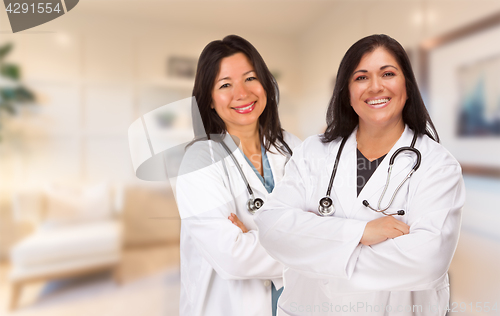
[322,34,439,143]
[192,34,288,154]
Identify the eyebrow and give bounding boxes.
[352,65,399,76]
[217,70,256,82]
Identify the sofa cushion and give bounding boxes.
[9,253,120,281]
[44,183,112,228]
[10,221,122,267]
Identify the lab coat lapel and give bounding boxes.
[352,126,416,218]
[266,143,287,184]
[331,131,358,218]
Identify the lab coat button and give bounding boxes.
[264,280,271,287]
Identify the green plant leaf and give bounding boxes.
[1,64,20,80]
[1,87,16,100]
[0,43,13,60]
[0,86,35,103]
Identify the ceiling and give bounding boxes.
[74,0,338,36]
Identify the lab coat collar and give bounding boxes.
[265,142,288,184]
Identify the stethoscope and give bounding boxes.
[318,132,421,217]
[219,138,293,214]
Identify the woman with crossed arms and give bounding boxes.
[254,34,465,316]
[175,35,301,316]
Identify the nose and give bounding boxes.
[233,81,249,100]
[369,77,384,93]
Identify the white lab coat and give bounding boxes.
[254,126,465,316]
[174,131,302,316]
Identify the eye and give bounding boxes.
[219,83,230,89]
[383,72,395,77]
[354,75,367,81]
[246,76,258,82]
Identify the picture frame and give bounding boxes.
[167,56,197,79]
[420,12,500,177]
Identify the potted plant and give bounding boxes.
[0,43,35,141]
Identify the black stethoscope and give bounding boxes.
[318,132,421,216]
[219,138,293,214]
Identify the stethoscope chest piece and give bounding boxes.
[317,137,348,217]
[318,196,335,216]
[247,197,264,214]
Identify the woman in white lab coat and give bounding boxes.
[174,35,301,316]
[254,34,465,315]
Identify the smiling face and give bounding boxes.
[348,47,407,132]
[211,52,267,135]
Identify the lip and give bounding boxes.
[232,101,256,114]
[365,97,391,109]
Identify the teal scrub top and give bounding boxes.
[241,145,275,193]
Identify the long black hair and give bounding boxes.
[193,34,288,154]
[322,34,439,143]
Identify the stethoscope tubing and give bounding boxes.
[321,131,421,217]
[218,135,292,214]
[219,140,256,200]
[371,146,421,213]
[326,137,348,197]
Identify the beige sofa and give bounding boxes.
[7,182,181,310]
[8,183,123,310]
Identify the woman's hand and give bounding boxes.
[360,216,410,246]
[228,213,249,233]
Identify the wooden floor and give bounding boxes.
[0,243,180,313]
[119,242,180,283]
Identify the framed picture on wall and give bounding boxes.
[420,13,500,177]
[167,56,197,79]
